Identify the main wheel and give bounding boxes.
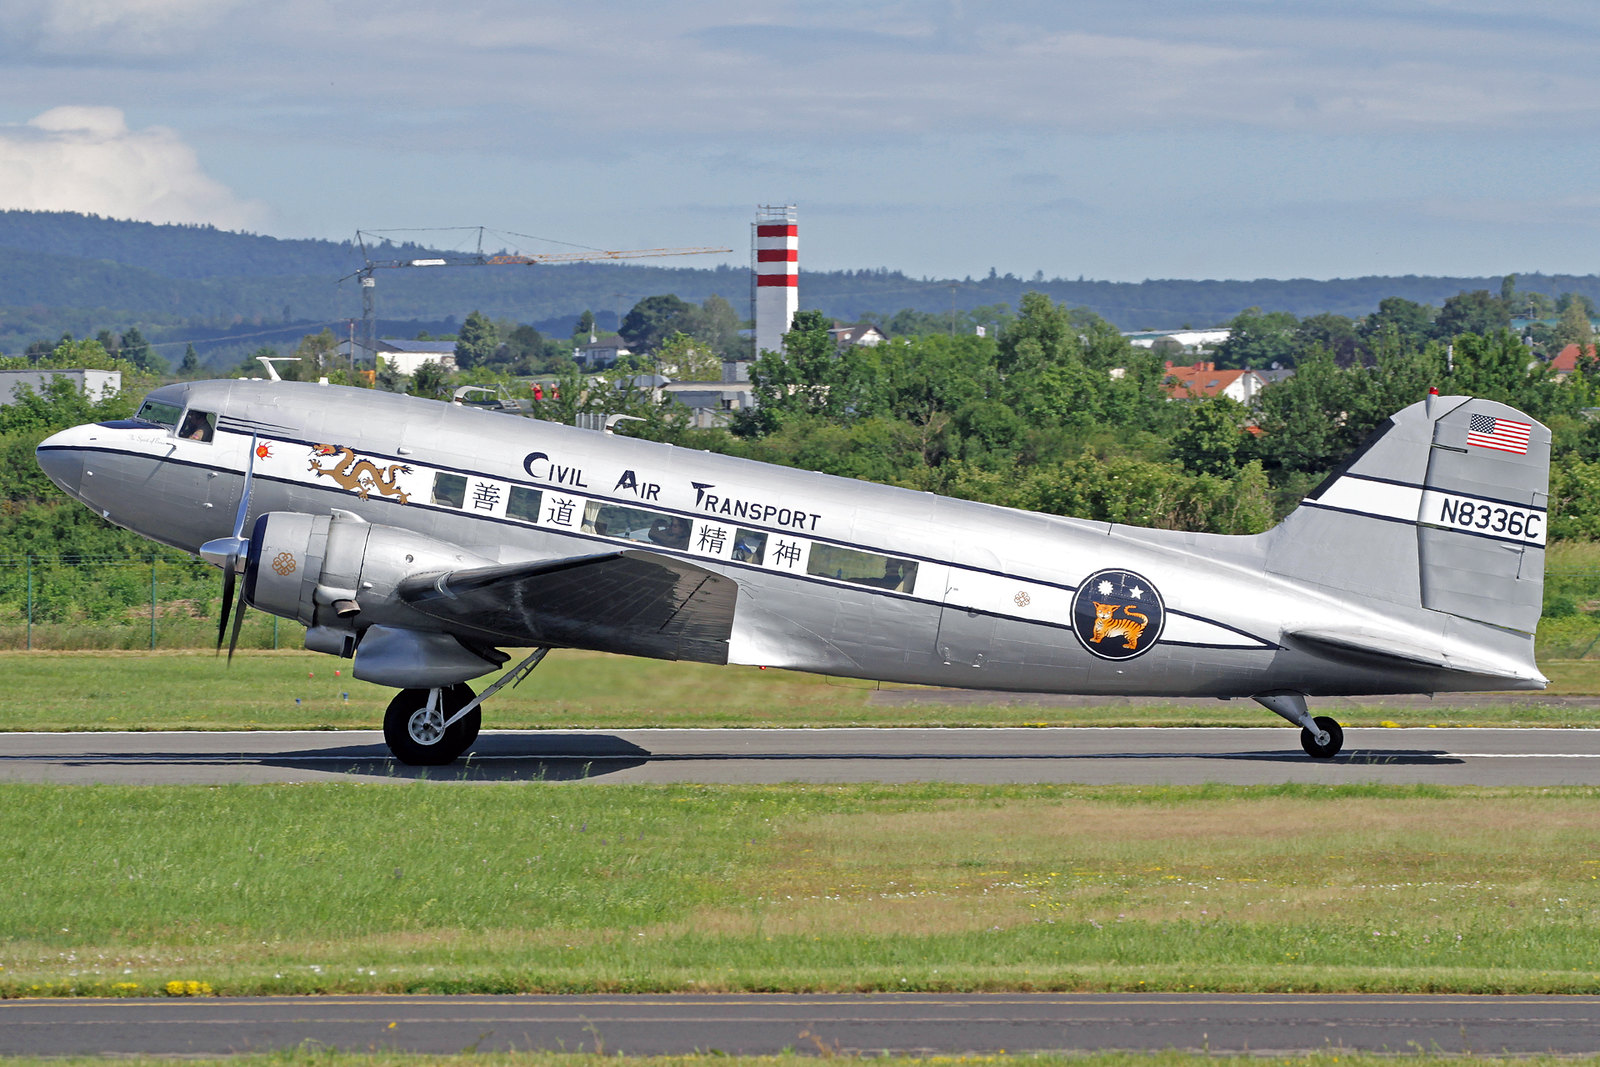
[383,683,479,766]
[1300,715,1344,759]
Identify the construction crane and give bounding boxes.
[346,227,732,359]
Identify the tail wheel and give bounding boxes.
[383,683,479,766]
[1300,715,1344,759]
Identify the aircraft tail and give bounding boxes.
[1262,394,1549,643]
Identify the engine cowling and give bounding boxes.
[240,510,506,687]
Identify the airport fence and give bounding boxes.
[0,554,289,651]
[4,553,1600,656]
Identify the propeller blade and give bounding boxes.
[226,593,247,663]
[217,566,236,655]
[211,435,258,659]
[231,435,258,540]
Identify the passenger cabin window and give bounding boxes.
[432,472,467,508]
[135,399,182,430]
[178,410,215,442]
[806,544,918,594]
[506,486,543,522]
[731,528,766,564]
[581,501,692,550]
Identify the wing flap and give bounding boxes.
[398,549,737,664]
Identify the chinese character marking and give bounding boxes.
[772,539,804,569]
[697,525,728,554]
[546,497,576,526]
[470,481,503,511]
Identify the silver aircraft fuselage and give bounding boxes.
[37,379,1545,699]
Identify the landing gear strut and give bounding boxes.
[1254,691,1344,759]
[380,647,551,766]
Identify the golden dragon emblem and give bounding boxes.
[308,444,412,503]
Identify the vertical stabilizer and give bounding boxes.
[1264,395,1548,635]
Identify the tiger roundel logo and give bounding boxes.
[1071,568,1165,661]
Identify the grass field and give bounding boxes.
[1,649,1598,733]
[4,783,1599,998]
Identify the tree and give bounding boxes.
[1434,290,1509,339]
[292,329,339,376]
[410,360,451,398]
[1359,297,1434,351]
[1172,395,1249,476]
[737,309,842,433]
[178,345,201,377]
[1215,308,1299,368]
[1554,298,1594,352]
[574,310,596,338]
[619,294,700,353]
[118,327,158,372]
[1293,313,1360,366]
[453,310,497,370]
[698,294,746,359]
[654,332,722,381]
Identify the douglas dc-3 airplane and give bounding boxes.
[36,380,1549,765]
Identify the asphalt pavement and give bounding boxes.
[2,726,1600,784]
[5,993,1600,1057]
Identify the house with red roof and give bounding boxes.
[1550,344,1596,380]
[1161,361,1269,403]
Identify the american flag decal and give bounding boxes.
[1466,413,1532,455]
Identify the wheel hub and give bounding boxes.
[407,706,446,746]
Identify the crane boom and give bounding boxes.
[347,229,733,361]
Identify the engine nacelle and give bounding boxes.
[241,510,506,687]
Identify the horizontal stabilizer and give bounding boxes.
[398,549,737,663]
[1287,627,1544,686]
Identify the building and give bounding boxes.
[1162,361,1268,403]
[1550,343,1595,381]
[572,339,632,369]
[662,380,759,428]
[829,324,887,350]
[1127,329,1231,354]
[0,369,120,404]
[753,204,798,357]
[338,339,458,375]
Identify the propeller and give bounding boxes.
[198,435,258,661]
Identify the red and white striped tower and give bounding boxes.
[753,204,798,357]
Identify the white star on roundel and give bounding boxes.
[1128,586,1143,599]
[1097,579,1113,596]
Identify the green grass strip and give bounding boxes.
[2,650,1600,732]
[5,783,1600,997]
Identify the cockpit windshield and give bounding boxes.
[134,399,183,429]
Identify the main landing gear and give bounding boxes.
[380,648,551,767]
[384,684,481,766]
[1254,692,1345,759]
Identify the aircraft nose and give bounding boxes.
[36,427,88,495]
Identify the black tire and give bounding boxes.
[383,684,478,766]
[1300,715,1344,759]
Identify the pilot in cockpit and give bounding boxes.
[179,410,214,442]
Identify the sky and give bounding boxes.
[1,0,1598,283]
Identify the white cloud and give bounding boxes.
[0,106,268,229]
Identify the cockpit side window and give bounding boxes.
[179,409,216,442]
[135,399,183,429]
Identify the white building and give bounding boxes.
[338,339,458,375]
[0,369,120,404]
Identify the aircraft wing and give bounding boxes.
[396,549,737,664]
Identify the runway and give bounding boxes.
[5,993,1600,1056]
[4,726,1600,784]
